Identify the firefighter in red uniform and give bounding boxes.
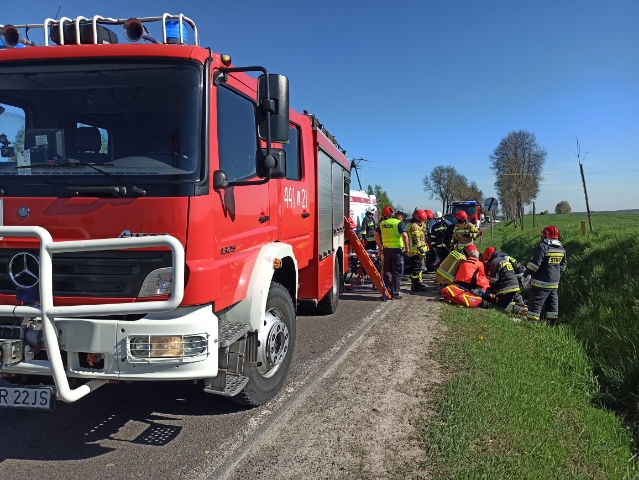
[454,244,490,296]
[523,226,567,322]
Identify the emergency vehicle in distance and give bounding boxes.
[447,200,482,228]
[349,189,377,229]
[0,14,351,410]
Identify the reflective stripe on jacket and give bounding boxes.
[452,223,478,248]
[487,254,521,296]
[526,239,566,288]
[407,220,426,256]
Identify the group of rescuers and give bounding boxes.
[358,206,566,321]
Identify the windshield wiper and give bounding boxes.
[17,162,147,197]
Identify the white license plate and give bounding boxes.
[0,386,55,410]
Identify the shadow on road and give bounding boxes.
[0,380,248,463]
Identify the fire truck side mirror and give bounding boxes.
[257,74,289,143]
[213,170,229,190]
[257,149,286,179]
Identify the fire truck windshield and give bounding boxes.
[0,59,203,196]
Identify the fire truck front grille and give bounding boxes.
[0,249,171,298]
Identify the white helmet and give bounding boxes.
[365,206,377,214]
[435,211,443,219]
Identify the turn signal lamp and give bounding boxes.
[165,20,187,44]
[139,267,173,297]
[220,54,232,66]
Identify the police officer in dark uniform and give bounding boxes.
[523,226,567,322]
[374,208,409,299]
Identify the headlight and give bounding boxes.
[127,334,208,359]
[138,267,173,297]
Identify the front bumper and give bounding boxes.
[1,305,219,381]
[0,226,192,403]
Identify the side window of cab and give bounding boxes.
[216,86,257,182]
[282,124,301,180]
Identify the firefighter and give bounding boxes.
[360,207,377,250]
[453,244,490,296]
[450,210,479,251]
[429,211,451,264]
[523,226,567,322]
[482,247,527,315]
[406,209,428,292]
[374,209,409,299]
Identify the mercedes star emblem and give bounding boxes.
[17,206,30,219]
[8,252,40,288]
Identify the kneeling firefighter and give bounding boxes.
[406,209,428,292]
[482,247,527,315]
[454,244,490,296]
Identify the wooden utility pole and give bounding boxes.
[579,162,593,233]
[568,135,593,233]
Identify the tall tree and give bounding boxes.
[10,127,25,162]
[366,184,394,212]
[456,180,483,203]
[422,165,467,212]
[490,130,546,230]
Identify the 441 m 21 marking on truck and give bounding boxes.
[0,13,351,410]
[283,186,308,209]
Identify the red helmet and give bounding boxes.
[424,209,434,220]
[464,244,478,256]
[381,206,392,218]
[482,246,496,262]
[413,210,427,222]
[541,226,559,239]
[455,210,468,221]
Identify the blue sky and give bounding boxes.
[2,0,637,212]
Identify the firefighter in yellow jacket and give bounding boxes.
[406,210,428,292]
[450,210,479,251]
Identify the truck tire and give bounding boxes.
[317,259,339,315]
[232,282,296,407]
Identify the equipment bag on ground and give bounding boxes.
[435,250,466,285]
[441,284,483,308]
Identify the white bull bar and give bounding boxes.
[0,226,185,403]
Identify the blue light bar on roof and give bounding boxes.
[165,19,187,44]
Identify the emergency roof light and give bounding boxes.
[3,13,199,47]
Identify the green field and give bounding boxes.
[417,213,639,479]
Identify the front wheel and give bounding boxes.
[231,282,296,407]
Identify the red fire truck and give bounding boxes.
[0,14,350,410]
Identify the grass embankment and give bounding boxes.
[419,213,639,478]
[420,308,635,479]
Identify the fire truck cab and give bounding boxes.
[0,14,350,410]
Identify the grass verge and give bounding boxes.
[488,214,639,413]
[419,305,636,479]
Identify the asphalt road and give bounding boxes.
[0,288,387,480]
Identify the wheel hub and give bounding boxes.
[257,309,290,378]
